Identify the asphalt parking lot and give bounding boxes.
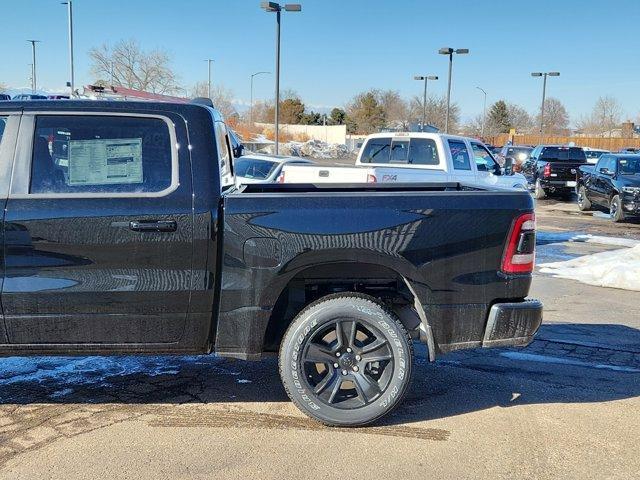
[0,195,639,480]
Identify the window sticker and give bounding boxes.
[68,138,143,185]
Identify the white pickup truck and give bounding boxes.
[279,132,528,190]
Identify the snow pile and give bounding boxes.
[539,244,640,291]
[570,234,640,248]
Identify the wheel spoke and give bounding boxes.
[305,343,336,364]
[359,337,387,355]
[314,370,336,395]
[352,371,382,404]
[336,320,357,349]
[316,374,343,404]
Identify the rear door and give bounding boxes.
[2,110,194,346]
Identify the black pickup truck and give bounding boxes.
[576,153,640,222]
[0,101,542,426]
[521,145,587,199]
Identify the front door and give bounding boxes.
[2,111,194,346]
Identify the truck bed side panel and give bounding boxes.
[218,189,533,358]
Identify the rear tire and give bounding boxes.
[534,179,547,199]
[279,293,413,427]
[577,186,592,211]
[610,195,625,223]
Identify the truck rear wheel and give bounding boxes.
[279,293,413,427]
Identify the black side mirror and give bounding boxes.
[503,157,514,175]
[599,167,612,176]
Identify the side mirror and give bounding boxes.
[503,157,514,175]
[599,167,612,175]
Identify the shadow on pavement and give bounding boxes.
[0,323,639,427]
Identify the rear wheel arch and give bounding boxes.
[262,262,434,358]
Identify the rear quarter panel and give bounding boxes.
[217,189,534,356]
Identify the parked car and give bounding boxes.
[0,94,11,101]
[280,132,528,190]
[619,147,640,154]
[12,94,47,100]
[235,154,314,184]
[583,147,610,164]
[0,100,542,427]
[47,95,70,100]
[521,145,588,199]
[576,154,640,222]
[495,145,533,169]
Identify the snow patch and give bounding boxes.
[539,244,640,291]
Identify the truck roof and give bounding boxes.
[0,99,223,121]
[364,131,481,143]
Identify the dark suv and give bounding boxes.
[521,145,587,199]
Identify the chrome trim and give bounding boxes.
[9,111,180,199]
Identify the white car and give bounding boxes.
[583,147,610,165]
[280,132,528,190]
[234,154,314,184]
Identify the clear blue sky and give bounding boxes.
[3,0,640,124]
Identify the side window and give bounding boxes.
[360,137,391,163]
[607,157,617,173]
[30,115,174,194]
[214,121,234,188]
[471,143,498,172]
[448,140,471,171]
[595,155,608,171]
[390,139,409,163]
[408,138,439,165]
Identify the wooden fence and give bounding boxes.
[487,134,640,151]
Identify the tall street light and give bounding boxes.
[61,1,75,97]
[531,71,560,134]
[476,86,487,137]
[205,59,214,99]
[250,71,270,124]
[261,2,301,155]
[27,40,41,93]
[439,47,468,133]
[413,75,438,131]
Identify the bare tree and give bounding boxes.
[535,97,569,135]
[576,96,623,136]
[408,94,460,133]
[376,90,409,129]
[507,103,534,133]
[191,82,238,122]
[89,39,181,94]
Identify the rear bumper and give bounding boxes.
[482,299,543,348]
[539,179,575,190]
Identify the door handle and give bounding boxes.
[129,220,177,232]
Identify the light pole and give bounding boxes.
[205,59,214,98]
[413,75,438,131]
[261,2,302,154]
[27,40,41,93]
[250,71,270,124]
[476,86,487,137]
[531,71,560,135]
[61,1,75,97]
[438,47,468,133]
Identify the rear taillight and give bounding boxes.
[501,213,536,274]
[543,164,551,178]
[366,174,377,183]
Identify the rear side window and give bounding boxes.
[360,137,391,163]
[30,115,174,194]
[448,140,471,171]
[408,138,439,165]
[540,147,586,161]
